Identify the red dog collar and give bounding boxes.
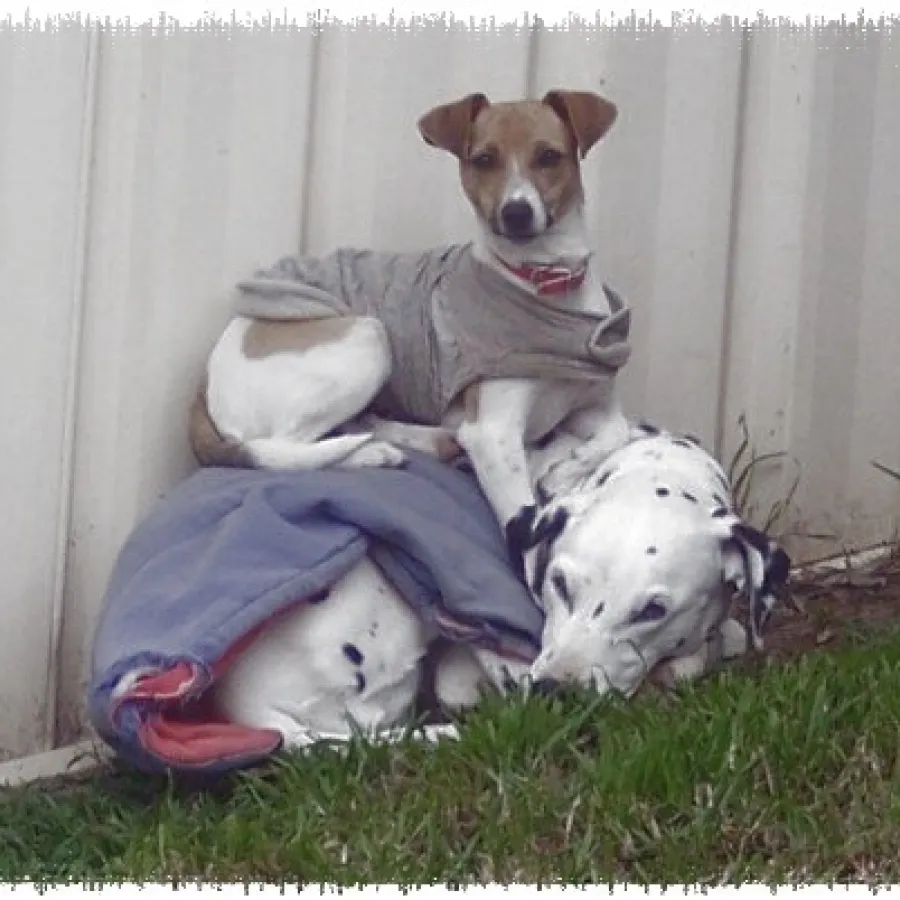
[494,254,588,297]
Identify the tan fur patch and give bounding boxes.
[436,433,463,462]
[188,377,253,469]
[460,101,584,231]
[241,316,355,360]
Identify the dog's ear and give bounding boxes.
[714,514,791,651]
[418,93,490,159]
[542,90,617,158]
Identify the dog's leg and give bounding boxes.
[719,617,748,659]
[537,396,631,497]
[456,379,541,574]
[206,316,406,472]
[652,617,747,690]
[433,643,534,709]
[357,414,463,462]
[432,644,492,710]
[244,433,406,470]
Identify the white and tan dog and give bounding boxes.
[211,424,790,748]
[190,90,633,572]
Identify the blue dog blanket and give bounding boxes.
[88,451,543,775]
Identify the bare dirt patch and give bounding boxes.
[742,545,900,669]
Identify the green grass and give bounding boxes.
[5,628,900,884]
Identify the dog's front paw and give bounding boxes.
[719,617,748,660]
[433,644,491,710]
[537,454,594,499]
[505,504,539,579]
[342,440,407,469]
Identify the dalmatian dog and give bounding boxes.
[517,421,791,696]
[213,421,790,746]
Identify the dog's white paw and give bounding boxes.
[341,440,407,469]
[719,617,748,659]
[537,454,594,499]
[434,644,490,710]
[666,650,711,683]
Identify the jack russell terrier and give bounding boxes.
[189,90,633,573]
[211,422,790,748]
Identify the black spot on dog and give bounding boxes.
[768,547,791,586]
[505,504,539,578]
[712,493,726,507]
[527,506,570,597]
[646,546,658,555]
[308,590,329,604]
[592,602,605,619]
[535,480,553,505]
[638,420,660,435]
[675,636,687,650]
[712,507,729,518]
[531,540,553,598]
[593,469,611,489]
[681,491,698,503]
[355,672,366,693]
[534,428,558,450]
[342,643,364,666]
[551,570,573,611]
[656,486,670,498]
[532,506,569,542]
[731,521,769,555]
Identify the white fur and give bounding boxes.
[499,158,549,236]
[213,557,433,748]
[524,428,772,697]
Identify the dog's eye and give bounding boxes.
[629,598,668,625]
[469,151,496,170]
[536,147,564,168]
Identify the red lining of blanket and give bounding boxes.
[117,592,328,768]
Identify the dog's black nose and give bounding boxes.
[531,677,561,697]
[500,199,535,236]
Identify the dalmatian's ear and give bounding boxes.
[713,514,791,651]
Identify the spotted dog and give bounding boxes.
[511,422,791,697]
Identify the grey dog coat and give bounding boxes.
[234,243,633,426]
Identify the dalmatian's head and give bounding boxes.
[525,431,790,696]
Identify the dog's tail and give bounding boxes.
[188,383,374,471]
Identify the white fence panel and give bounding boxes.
[303,22,534,254]
[56,24,318,743]
[720,23,900,561]
[0,24,91,760]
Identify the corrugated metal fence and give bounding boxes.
[1,18,898,761]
